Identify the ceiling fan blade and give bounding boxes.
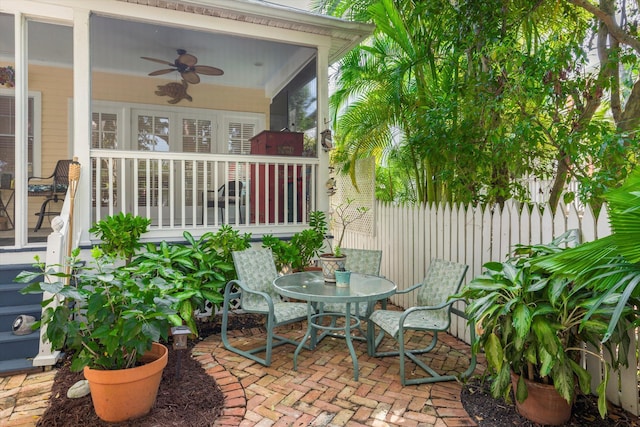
[194,65,224,76]
[148,69,176,76]
[181,71,200,84]
[178,53,198,67]
[141,56,175,66]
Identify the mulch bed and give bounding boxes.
[36,314,262,427]
[38,313,640,426]
[461,377,640,426]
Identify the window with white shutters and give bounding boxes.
[227,120,255,155]
[0,92,39,177]
[91,110,120,206]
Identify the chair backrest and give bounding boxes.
[417,259,468,324]
[50,159,71,194]
[226,181,242,197]
[232,248,281,310]
[28,159,72,196]
[342,248,382,276]
[0,173,12,189]
[219,181,243,201]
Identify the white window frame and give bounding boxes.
[0,89,42,177]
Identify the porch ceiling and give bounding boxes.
[121,0,374,62]
[0,0,373,92]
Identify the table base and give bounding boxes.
[294,309,362,380]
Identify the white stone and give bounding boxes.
[67,380,90,399]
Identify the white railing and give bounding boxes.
[91,150,320,231]
[340,199,639,415]
[34,190,72,367]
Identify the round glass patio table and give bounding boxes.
[273,271,396,381]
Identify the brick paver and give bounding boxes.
[0,323,483,426]
[192,324,483,427]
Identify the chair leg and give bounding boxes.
[372,326,477,385]
[220,282,307,366]
[34,195,59,232]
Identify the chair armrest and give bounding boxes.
[446,297,471,320]
[394,282,422,295]
[223,280,242,300]
[28,175,52,183]
[399,300,456,325]
[224,279,276,313]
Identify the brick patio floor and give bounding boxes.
[0,325,484,426]
[194,323,483,427]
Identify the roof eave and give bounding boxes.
[177,0,374,61]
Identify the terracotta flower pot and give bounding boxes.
[319,253,346,283]
[510,372,572,426]
[83,342,168,422]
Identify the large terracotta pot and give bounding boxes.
[83,342,168,422]
[510,372,572,426]
[319,253,346,283]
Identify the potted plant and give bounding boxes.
[453,232,634,425]
[18,246,180,422]
[262,210,327,273]
[319,198,369,282]
[536,168,640,345]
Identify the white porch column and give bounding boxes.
[72,8,92,247]
[13,12,28,247]
[316,44,330,214]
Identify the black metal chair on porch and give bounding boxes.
[206,181,244,223]
[28,159,71,232]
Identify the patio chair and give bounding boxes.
[28,159,71,231]
[368,259,477,385]
[221,248,312,366]
[321,248,383,318]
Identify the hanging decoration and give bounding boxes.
[321,129,333,151]
[0,66,15,88]
[155,80,192,104]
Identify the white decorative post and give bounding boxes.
[32,214,67,367]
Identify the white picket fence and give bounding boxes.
[339,199,639,415]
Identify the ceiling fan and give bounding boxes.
[141,49,224,84]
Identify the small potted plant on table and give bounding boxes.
[319,198,369,282]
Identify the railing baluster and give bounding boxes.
[89,150,318,231]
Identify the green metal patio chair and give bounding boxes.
[221,248,312,366]
[368,258,477,385]
[322,248,382,317]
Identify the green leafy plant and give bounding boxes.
[89,212,151,265]
[132,227,250,335]
[261,234,299,272]
[536,168,640,343]
[18,247,179,371]
[201,225,252,283]
[453,232,634,418]
[262,210,327,271]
